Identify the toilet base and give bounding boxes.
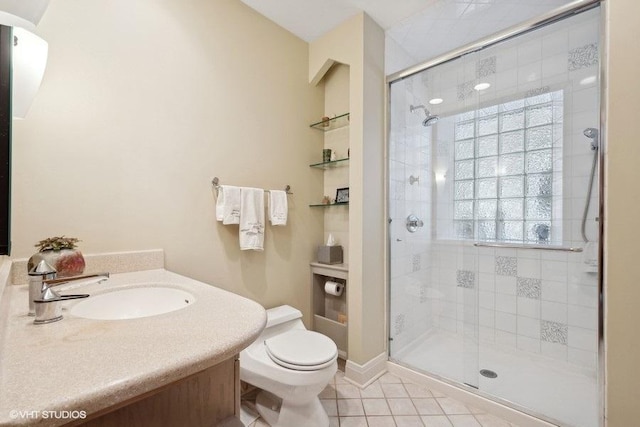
[255,390,329,427]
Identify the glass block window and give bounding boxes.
[453,91,562,243]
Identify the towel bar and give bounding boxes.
[211,177,293,195]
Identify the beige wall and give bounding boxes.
[360,13,386,364]
[10,0,324,323]
[310,13,386,366]
[605,0,640,425]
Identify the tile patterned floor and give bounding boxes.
[246,370,519,427]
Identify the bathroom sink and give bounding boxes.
[69,286,195,320]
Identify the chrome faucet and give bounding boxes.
[28,260,57,316]
[33,272,110,324]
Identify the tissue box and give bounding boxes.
[317,245,343,264]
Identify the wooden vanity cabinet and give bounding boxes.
[68,355,240,427]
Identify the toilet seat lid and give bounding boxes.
[264,330,337,369]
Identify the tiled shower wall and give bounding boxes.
[389,71,434,352]
[389,9,599,371]
[430,243,598,370]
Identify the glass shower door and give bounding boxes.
[388,6,601,427]
[388,50,481,388]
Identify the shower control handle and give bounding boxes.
[406,215,424,233]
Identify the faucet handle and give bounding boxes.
[34,293,90,302]
[33,293,89,325]
[42,272,110,288]
[406,214,424,233]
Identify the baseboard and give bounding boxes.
[387,362,557,427]
[344,352,387,388]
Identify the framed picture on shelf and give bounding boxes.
[335,187,349,204]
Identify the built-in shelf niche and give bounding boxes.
[311,262,348,358]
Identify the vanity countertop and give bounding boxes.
[0,268,267,426]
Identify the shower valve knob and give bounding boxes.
[406,215,424,233]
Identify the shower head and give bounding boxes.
[423,115,439,126]
[583,127,599,150]
[410,104,440,127]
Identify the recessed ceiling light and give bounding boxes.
[580,75,597,86]
[474,82,491,91]
[429,98,443,105]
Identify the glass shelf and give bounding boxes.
[309,202,349,208]
[310,113,350,131]
[309,158,350,169]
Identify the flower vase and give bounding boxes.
[28,249,85,278]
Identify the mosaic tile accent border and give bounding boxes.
[476,56,496,78]
[517,277,542,299]
[456,269,475,288]
[457,81,475,101]
[568,43,598,71]
[495,256,517,276]
[541,320,568,345]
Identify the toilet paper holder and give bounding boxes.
[324,280,344,297]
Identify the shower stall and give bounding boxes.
[387,3,602,427]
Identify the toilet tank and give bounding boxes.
[256,305,306,341]
[266,305,302,328]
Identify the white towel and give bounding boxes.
[216,185,241,225]
[240,187,265,251]
[268,190,288,226]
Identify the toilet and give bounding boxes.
[240,305,338,427]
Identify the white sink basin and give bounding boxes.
[70,286,195,320]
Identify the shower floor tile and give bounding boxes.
[394,330,597,427]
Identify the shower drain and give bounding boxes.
[480,369,498,379]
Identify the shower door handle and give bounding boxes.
[473,242,583,252]
[406,215,424,233]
